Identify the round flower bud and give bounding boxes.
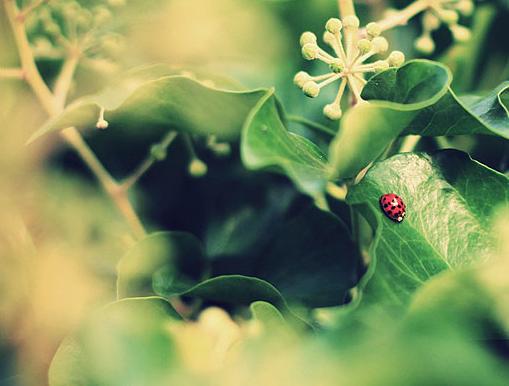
[150,144,167,161]
[323,31,336,46]
[96,119,109,130]
[43,21,60,36]
[293,71,311,88]
[357,39,372,54]
[302,81,320,98]
[94,6,112,25]
[188,159,208,177]
[326,18,342,34]
[323,104,342,120]
[301,43,319,60]
[373,60,389,72]
[456,0,474,16]
[329,59,344,73]
[300,31,317,46]
[388,51,405,67]
[439,9,459,25]
[423,12,441,31]
[415,35,435,54]
[366,22,382,38]
[450,24,471,42]
[342,15,360,29]
[372,37,389,53]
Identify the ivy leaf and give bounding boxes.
[49,297,180,386]
[30,64,266,143]
[241,90,329,199]
[329,60,509,180]
[116,231,207,299]
[347,150,509,312]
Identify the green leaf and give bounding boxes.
[49,297,180,386]
[241,90,329,199]
[117,231,206,299]
[30,64,267,143]
[250,301,287,328]
[329,60,509,180]
[253,206,360,307]
[347,150,509,311]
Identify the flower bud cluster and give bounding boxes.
[25,0,126,62]
[295,17,405,120]
[415,0,474,54]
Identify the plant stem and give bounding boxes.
[18,0,48,19]
[122,131,178,191]
[363,0,429,34]
[4,0,57,115]
[338,0,356,17]
[54,50,80,109]
[0,67,24,79]
[4,0,146,239]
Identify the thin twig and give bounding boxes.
[18,0,49,20]
[122,131,178,191]
[0,67,24,79]
[4,0,146,239]
[53,50,80,109]
[361,0,429,35]
[338,0,356,17]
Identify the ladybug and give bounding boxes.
[379,193,406,223]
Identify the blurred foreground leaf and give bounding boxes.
[49,297,180,386]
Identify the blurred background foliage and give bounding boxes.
[1,0,509,385]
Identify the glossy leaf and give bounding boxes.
[347,150,509,310]
[30,64,266,142]
[329,60,509,180]
[241,90,329,198]
[49,297,180,386]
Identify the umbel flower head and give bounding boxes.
[294,16,405,120]
[415,0,474,54]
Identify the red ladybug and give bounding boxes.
[379,193,406,223]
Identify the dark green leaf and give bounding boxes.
[117,231,206,299]
[347,150,509,311]
[329,60,509,180]
[30,64,266,143]
[241,90,329,199]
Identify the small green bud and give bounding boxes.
[94,6,112,25]
[293,71,311,88]
[415,35,435,54]
[150,144,167,161]
[439,9,459,25]
[373,60,389,72]
[188,159,208,177]
[450,24,471,42]
[372,36,389,53]
[326,18,342,34]
[342,15,360,29]
[301,43,319,60]
[43,21,60,36]
[388,51,405,67]
[422,11,441,31]
[366,22,382,38]
[96,119,109,130]
[323,104,342,120]
[300,31,317,46]
[357,39,372,54]
[456,0,474,16]
[302,81,320,98]
[329,59,344,73]
[323,31,336,46]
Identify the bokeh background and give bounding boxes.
[1,0,509,385]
